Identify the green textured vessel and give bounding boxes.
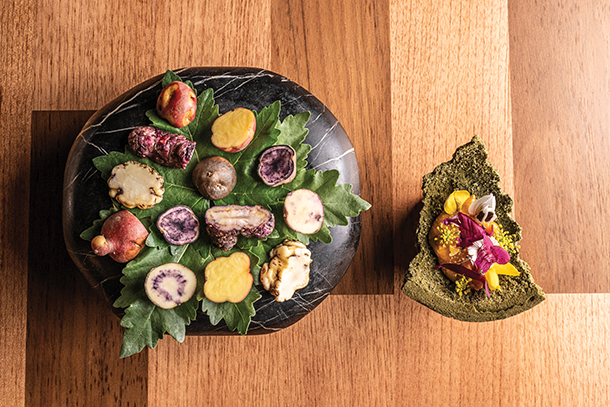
[403,136,545,321]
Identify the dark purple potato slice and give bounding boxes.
[257,145,296,187]
[283,189,325,234]
[156,205,200,245]
[144,263,197,309]
[204,205,275,250]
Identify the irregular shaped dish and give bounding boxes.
[403,136,545,321]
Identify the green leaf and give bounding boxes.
[201,286,261,335]
[114,243,202,358]
[118,295,198,358]
[276,111,311,171]
[161,70,183,88]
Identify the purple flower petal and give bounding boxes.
[444,212,487,248]
[473,236,510,273]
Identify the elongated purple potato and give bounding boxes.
[157,205,200,245]
[257,145,297,187]
[204,205,275,250]
[128,126,195,169]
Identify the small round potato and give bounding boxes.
[192,156,237,200]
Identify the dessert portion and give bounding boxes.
[429,191,520,296]
[403,136,545,322]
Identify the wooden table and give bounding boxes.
[2,0,609,405]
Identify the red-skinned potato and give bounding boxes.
[91,210,149,263]
[203,252,253,303]
[211,108,256,153]
[156,81,197,128]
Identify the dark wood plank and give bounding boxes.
[0,2,33,406]
[509,0,610,293]
[26,111,148,407]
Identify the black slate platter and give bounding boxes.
[63,67,363,335]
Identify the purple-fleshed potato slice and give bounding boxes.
[257,145,297,187]
[156,205,200,245]
[204,205,275,250]
[144,263,197,309]
[283,189,325,234]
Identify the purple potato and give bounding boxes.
[128,126,195,169]
[257,145,297,187]
[204,205,275,250]
[144,263,197,309]
[156,205,200,245]
[192,156,237,200]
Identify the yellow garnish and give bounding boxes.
[434,223,459,247]
[485,262,520,290]
[484,269,500,290]
[443,190,471,214]
[492,223,521,257]
[455,276,472,296]
[489,262,519,276]
[461,194,476,214]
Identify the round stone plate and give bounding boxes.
[63,67,363,335]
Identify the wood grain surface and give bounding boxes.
[0,2,32,407]
[0,0,608,405]
[509,0,610,293]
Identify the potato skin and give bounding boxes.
[156,81,197,128]
[192,156,237,200]
[91,210,149,263]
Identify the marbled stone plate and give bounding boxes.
[63,67,362,335]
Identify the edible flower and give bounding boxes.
[440,212,516,296]
[444,212,489,248]
[471,235,510,274]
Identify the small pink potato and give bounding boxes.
[203,252,253,303]
[156,81,197,128]
[211,108,256,153]
[283,189,325,235]
[91,210,149,263]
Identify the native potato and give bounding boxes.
[91,210,149,263]
[204,205,275,250]
[107,161,164,209]
[144,263,197,309]
[203,252,253,303]
[257,145,297,187]
[156,81,198,128]
[192,156,237,200]
[210,108,256,153]
[283,189,325,234]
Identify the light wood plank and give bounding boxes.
[33,0,271,111]
[0,2,33,406]
[391,0,513,291]
[149,295,396,407]
[509,0,610,293]
[271,0,394,294]
[396,293,610,407]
